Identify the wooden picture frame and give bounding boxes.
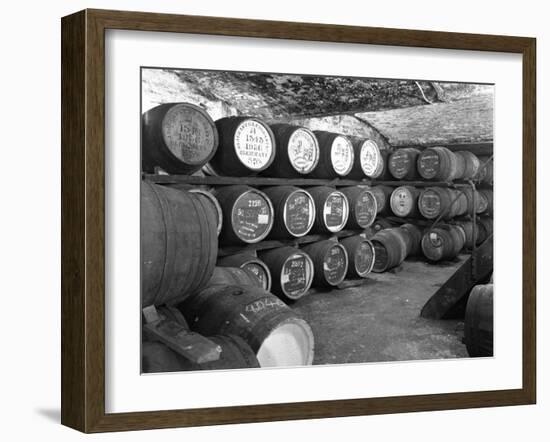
[61,8,536,433]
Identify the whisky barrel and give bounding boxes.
[340,236,375,278]
[262,124,319,177]
[263,186,315,238]
[388,147,421,180]
[141,103,219,174]
[455,151,481,180]
[477,156,493,185]
[212,185,274,244]
[208,116,276,176]
[258,247,314,301]
[302,240,349,287]
[462,188,487,215]
[309,131,354,178]
[479,189,493,215]
[178,285,315,367]
[188,189,223,235]
[421,225,465,261]
[417,146,459,181]
[464,284,494,357]
[390,186,420,218]
[307,186,349,233]
[418,187,467,220]
[453,220,484,247]
[348,138,385,179]
[217,253,272,292]
[399,223,423,255]
[340,186,377,229]
[142,335,260,373]
[207,266,263,288]
[368,185,394,215]
[141,182,218,307]
[371,228,409,272]
[478,217,493,240]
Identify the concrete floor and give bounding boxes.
[292,255,470,365]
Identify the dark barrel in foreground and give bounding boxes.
[217,253,272,292]
[208,116,276,176]
[263,124,319,177]
[142,335,260,373]
[302,240,348,287]
[178,285,315,367]
[141,182,218,307]
[464,284,493,357]
[213,185,274,244]
[258,247,314,301]
[141,103,219,174]
[371,227,410,273]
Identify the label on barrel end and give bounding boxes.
[360,140,381,177]
[419,190,442,219]
[284,192,315,236]
[323,246,347,285]
[355,241,375,275]
[288,129,319,174]
[389,150,414,179]
[233,192,272,242]
[330,136,354,176]
[234,120,273,170]
[391,188,414,217]
[354,191,377,227]
[242,263,269,290]
[418,150,440,179]
[323,193,348,231]
[162,105,216,164]
[282,254,311,298]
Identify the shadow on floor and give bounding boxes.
[35,408,60,423]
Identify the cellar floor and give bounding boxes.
[292,255,470,365]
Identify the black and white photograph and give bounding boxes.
[140,67,494,373]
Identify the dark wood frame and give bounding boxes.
[61,8,536,433]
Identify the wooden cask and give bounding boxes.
[368,185,394,215]
[399,223,423,256]
[455,151,481,180]
[302,240,349,287]
[207,266,264,289]
[258,247,314,301]
[309,131,355,178]
[213,185,274,244]
[371,228,409,272]
[477,156,494,185]
[453,220,484,248]
[262,124,319,177]
[217,253,272,292]
[388,147,421,180]
[178,285,315,367]
[390,186,420,218]
[418,187,467,220]
[142,335,260,373]
[307,186,350,233]
[348,138,386,179]
[478,217,493,240]
[141,182,218,307]
[188,189,223,235]
[340,236,376,278]
[421,225,466,261]
[464,284,493,357]
[479,189,493,215]
[208,116,276,176]
[263,186,315,239]
[142,103,219,174]
[417,146,459,181]
[462,188,487,215]
[340,186,377,229]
